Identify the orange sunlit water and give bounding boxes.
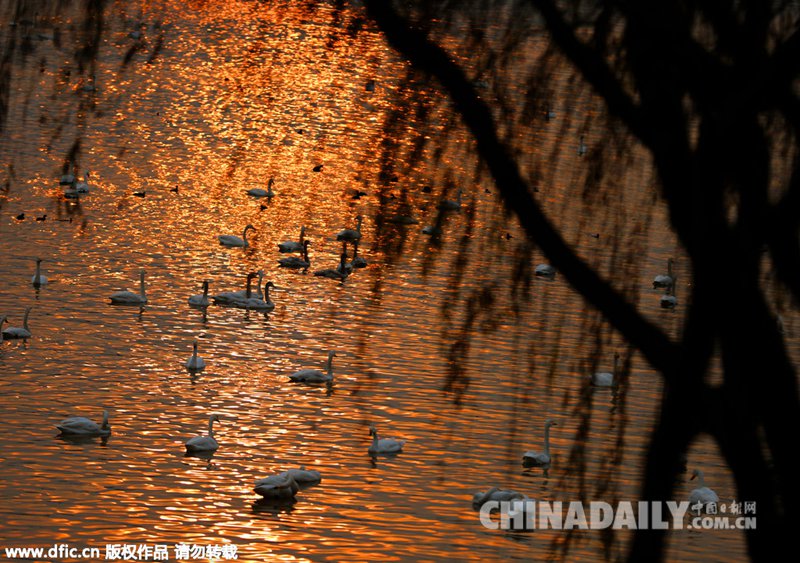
[0,0,786,561]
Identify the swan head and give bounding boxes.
[328,350,336,358]
[210,414,221,423]
[690,469,703,481]
[268,177,275,187]
[368,424,377,437]
[303,240,311,249]
[545,419,557,428]
[36,257,43,264]
[244,224,256,233]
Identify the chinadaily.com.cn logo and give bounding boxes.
[478,500,757,531]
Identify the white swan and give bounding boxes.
[185,340,206,371]
[535,264,556,277]
[439,189,463,211]
[247,177,275,198]
[314,253,349,280]
[522,419,557,468]
[188,280,211,307]
[31,258,48,287]
[2,306,32,339]
[278,240,311,269]
[336,215,363,242]
[109,270,147,305]
[472,487,530,509]
[185,414,220,453]
[279,466,322,485]
[368,424,405,454]
[278,226,306,253]
[688,469,719,512]
[653,258,675,289]
[254,474,299,500]
[289,350,335,384]
[75,170,91,193]
[57,410,111,437]
[660,285,677,309]
[229,281,275,311]
[213,272,258,305]
[591,353,619,387]
[219,224,255,247]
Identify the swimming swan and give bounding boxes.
[109,270,147,305]
[591,353,619,387]
[653,258,675,289]
[32,258,48,287]
[213,272,258,305]
[75,170,91,193]
[522,419,556,468]
[660,285,677,309]
[289,350,335,384]
[314,253,349,280]
[219,224,255,247]
[254,474,299,500]
[185,340,206,371]
[368,424,405,454]
[229,281,275,311]
[2,306,32,339]
[439,189,463,211]
[247,178,275,198]
[278,226,306,253]
[278,240,311,269]
[185,414,220,452]
[336,215,363,242]
[688,469,719,513]
[57,410,111,437]
[535,264,556,278]
[472,487,530,510]
[188,280,211,308]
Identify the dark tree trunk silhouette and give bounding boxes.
[361,0,800,560]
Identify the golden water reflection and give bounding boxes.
[0,0,777,561]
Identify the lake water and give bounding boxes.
[0,1,782,561]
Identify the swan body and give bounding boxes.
[219,224,255,247]
[185,414,220,452]
[188,280,211,307]
[279,467,322,485]
[247,178,275,198]
[185,340,206,371]
[229,281,275,311]
[439,189,463,211]
[31,258,48,287]
[535,264,556,277]
[57,410,111,437]
[688,469,719,512]
[278,240,311,269]
[75,170,91,193]
[472,487,529,509]
[278,226,306,253]
[591,353,619,387]
[522,419,556,468]
[213,272,260,304]
[109,270,147,305]
[314,253,349,280]
[368,425,405,454]
[254,474,299,500]
[660,286,677,309]
[336,215,363,242]
[2,306,32,339]
[653,258,675,289]
[290,350,335,384]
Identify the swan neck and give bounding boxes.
[245,276,253,298]
[139,272,146,297]
[202,283,209,298]
[264,283,271,303]
[543,424,551,454]
[208,416,216,436]
[326,353,334,375]
[102,411,109,429]
[23,308,30,329]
